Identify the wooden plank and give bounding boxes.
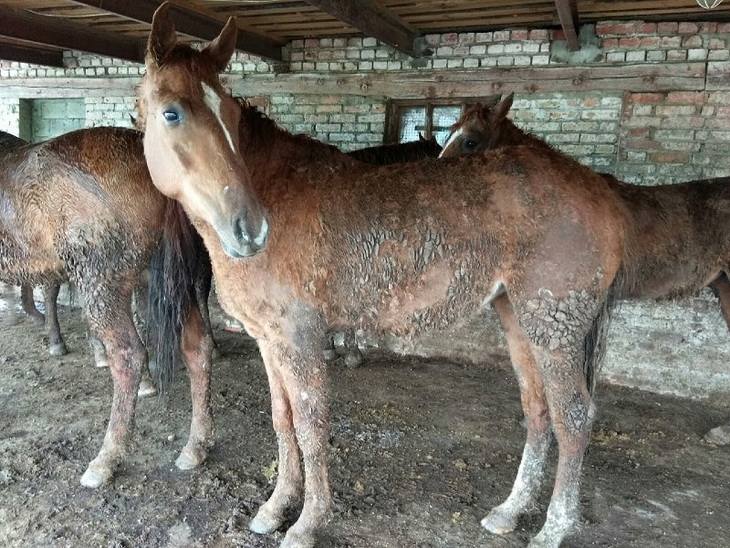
[0,5,143,62]
[303,0,419,55]
[0,42,64,67]
[555,0,580,51]
[70,0,283,60]
[232,62,706,98]
[0,62,707,99]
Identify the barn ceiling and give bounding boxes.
[0,0,729,65]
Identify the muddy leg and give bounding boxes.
[175,305,215,470]
[278,346,331,548]
[89,336,109,368]
[131,281,157,398]
[250,341,304,535]
[80,292,146,488]
[44,283,67,356]
[194,258,218,356]
[482,294,551,535]
[21,284,45,325]
[706,273,730,445]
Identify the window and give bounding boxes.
[385,98,490,146]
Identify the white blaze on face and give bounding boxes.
[439,127,463,157]
[202,82,237,152]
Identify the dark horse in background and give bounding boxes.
[137,7,642,547]
[348,134,441,165]
[440,95,730,446]
[0,126,218,489]
[0,130,67,357]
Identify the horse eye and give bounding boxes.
[162,108,181,125]
[464,139,478,149]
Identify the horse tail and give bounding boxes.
[583,279,621,394]
[147,199,209,391]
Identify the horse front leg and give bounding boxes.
[482,294,551,535]
[175,304,215,470]
[44,282,67,356]
[80,287,145,488]
[705,273,730,445]
[249,340,304,535]
[278,343,331,548]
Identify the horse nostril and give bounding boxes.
[233,216,248,243]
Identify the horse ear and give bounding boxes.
[147,2,177,68]
[492,93,514,122]
[418,132,426,141]
[203,17,238,73]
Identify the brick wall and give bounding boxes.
[1,21,730,398]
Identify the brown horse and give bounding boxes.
[0,125,216,488]
[348,134,442,165]
[0,131,67,356]
[441,96,730,445]
[138,7,638,548]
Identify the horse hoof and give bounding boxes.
[80,464,112,488]
[481,507,518,535]
[704,424,730,445]
[280,529,316,548]
[137,378,157,398]
[249,506,284,535]
[49,343,68,357]
[175,446,206,470]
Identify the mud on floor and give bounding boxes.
[0,298,729,548]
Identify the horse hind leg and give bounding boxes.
[174,304,215,470]
[704,273,730,445]
[79,284,146,488]
[44,283,67,356]
[482,294,552,535]
[249,340,304,536]
[21,284,45,325]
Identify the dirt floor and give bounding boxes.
[1,290,729,548]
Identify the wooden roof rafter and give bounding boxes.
[69,0,284,60]
[555,0,580,51]
[0,41,64,67]
[0,4,144,62]
[302,0,425,56]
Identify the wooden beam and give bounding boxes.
[303,0,421,56]
[0,6,143,62]
[0,43,64,68]
[71,1,283,61]
[0,63,708,100]
[555,0,580,51]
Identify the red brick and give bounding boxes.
[630,93,665,104]
[678,22,699,34]
[698,22,718,33]
[582,97,600,108]
[304,38,319,48]
[660,36,682,48]
[657,22,678,34]
[715,106,730,117]
[639,37,660,48]
[619,37,641,48]
[528,29,548,40]
[682,35,704,48]
[625,138,660,150]
[666,91,707,105]
[551,29,565,41]
[602,38,619,48]
[626,127,651,138]
[596,22,640,35]
[441,32,458,45]
[650,151,690,163]
[708,38,726,50]
[660,116,705,129]
[719,23,730,33]
[511,30,528,40]
[637,23,657,34]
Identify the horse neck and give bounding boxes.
[237,108,352,182]
[497,121,553,152]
